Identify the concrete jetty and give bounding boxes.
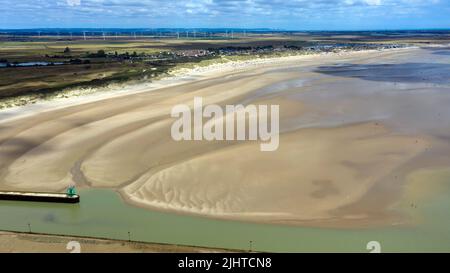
[0,191,80,203]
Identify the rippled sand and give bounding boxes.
[1,47,449,227]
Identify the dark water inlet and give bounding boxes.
[0,62,65,68]
[314,62,450,84]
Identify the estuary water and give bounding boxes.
[1,179,450,253]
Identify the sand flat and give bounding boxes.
[1,47,449,227]
[122,123,428,224]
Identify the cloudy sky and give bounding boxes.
[0,0,449,30]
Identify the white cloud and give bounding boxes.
[364,0,382,5]
[67,0,81,7]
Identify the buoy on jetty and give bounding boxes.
[0,186,80,204]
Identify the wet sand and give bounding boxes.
[1,46,449,227]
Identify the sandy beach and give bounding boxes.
[0,47,413,123]
[1,46,449,228]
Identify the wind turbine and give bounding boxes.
[83,31,87,41]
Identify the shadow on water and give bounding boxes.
[422,46,450,56]
[433,50,450,56]
[314,63,450,84]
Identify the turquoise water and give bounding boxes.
[1,188,449,252]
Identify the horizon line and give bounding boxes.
[1,27,450,32]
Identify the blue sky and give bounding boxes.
[0,0,449,30]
